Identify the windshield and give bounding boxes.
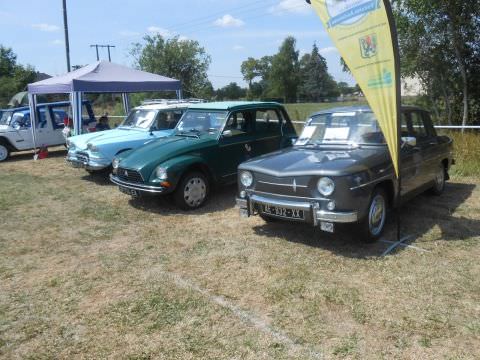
[295,111,386,146]
[121,109,158,129]
[0,111,13,126]
[175,110,228,134]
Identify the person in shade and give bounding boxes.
[96,114,111,131]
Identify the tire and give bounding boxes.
[0,143,10,162]
[430,164,446,196]
[173,171,209,210]
[358,187,388,243]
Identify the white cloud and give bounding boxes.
[178,35,189,42]
[32,23,60,32]
[119,30,140,37]
[269,0,311,15]
[147,26,171,37]
[232,45,245,51]
[213,14,245,28]
[50,39,63,46]
[320,46,339,55]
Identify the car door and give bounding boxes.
[252,108,283,157]
[399,111,423,195]
[409,110,436,187]
[217,110,255,183]
[9,112,33,150]
[34,106,58,146]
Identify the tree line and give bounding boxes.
[1,1,478,125]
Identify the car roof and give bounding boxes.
[187,101,283,111]
[1,100,90,113]
[310,104,427,117]
[134,102,195,111]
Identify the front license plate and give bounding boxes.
[320,221,334,233]
[261,204,304,220]
[119,186,138,197]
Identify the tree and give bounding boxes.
[299,43,338,101]
[215,82,247,100]
[395,0,480,126]
[268,37,300,102]
[131,35,211,98]
[0,46,36,107]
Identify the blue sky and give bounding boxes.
[0,0,355,89]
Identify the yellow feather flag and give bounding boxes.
[307,0,401,177]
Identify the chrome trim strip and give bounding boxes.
[110,175,165,193]
[221,172,237,178]
[350,174,393,190]
[248,190,328,201]
[258,180,308,188]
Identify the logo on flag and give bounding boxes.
[326,0,381,27]
[359,33,378,58]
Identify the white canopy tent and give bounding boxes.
[27,61,182,153]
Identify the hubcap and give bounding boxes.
[183,177,207,207]
[0,145,7,161]
[369,194,386,236]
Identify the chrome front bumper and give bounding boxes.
[66,152,110,171]
[236,193,358,225]
[110,174,166,194]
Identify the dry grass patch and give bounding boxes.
[0,149,479,359]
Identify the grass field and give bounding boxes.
[0,145,479,358]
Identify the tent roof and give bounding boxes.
[27,61,181,94]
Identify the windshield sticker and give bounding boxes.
[332,112,356,117]
[296,125,317,145]
[324,127,350,141]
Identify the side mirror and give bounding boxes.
[222,130,233,137]
[401,136,417,148]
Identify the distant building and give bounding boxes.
[401,76,424,96]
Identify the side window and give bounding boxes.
[153,110,183,130]
[37,108,48,128]
[255,109,281,135]
[410,111,428,140]
[400,112,409,137]
[223,111,249,136]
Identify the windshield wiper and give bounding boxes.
[175,130,200,138]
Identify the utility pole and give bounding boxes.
[62,0,71,71]
[89,44,116,61]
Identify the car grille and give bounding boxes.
[76,152,89,163]
[254,173,313,197]
[117,167,144,184]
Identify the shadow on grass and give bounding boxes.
[252,182,477,258]
[127,184,237,215]
[80,169,114,186]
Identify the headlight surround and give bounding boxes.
[155,167,168,180]
[112,158,120,169]
[240,171,253,187]
[87,143,98,152]
[317,177,335,196]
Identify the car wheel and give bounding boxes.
[0,144,10,162]
[430,164,446,196]
[359,187,387,243]
[174,171,209,210]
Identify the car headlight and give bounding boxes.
[240,171,253,187]
[317,177,335,196]
[155,167,168,180]
[87,143,98,152]
[112,158,120,169]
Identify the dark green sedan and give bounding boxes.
[110,101,297,209]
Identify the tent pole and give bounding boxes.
[122,93,130,114]
[28,93,38,160]
[72,92,83,135]
[176,90,183,100]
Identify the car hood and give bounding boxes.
[119,133,218,174]
[69,128,172,149]
[240,146,390,177]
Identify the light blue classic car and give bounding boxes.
[66,100,196,172]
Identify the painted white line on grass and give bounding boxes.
[154,270,323,359]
